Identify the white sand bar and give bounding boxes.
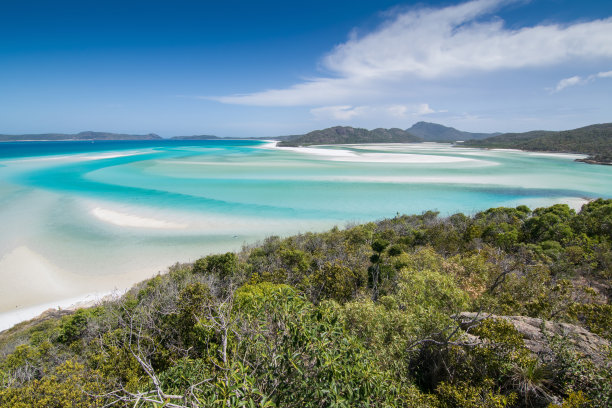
[277,145,481,164]
[91,207,188,229]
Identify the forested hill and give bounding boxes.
[0,131,162,141]
[277,126,422,146]
[406,121,500,142]
[462,123,612,164]
[1,200,611,407]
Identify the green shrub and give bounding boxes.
[436,380,516,408]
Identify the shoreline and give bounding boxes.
[457,143,611,166]
[576,157,612,166]
[0,292,115,333]
[0,196,593,333]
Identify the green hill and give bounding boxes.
[462,123,612,164]
[278,126,422,146]
[406,121,500,142]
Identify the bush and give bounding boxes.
[196,252,239,279]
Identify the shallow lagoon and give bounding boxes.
[1,140,611,329]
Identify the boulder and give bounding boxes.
[456,312,610,363]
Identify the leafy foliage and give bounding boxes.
[2,201,612,407]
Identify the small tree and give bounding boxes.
[369,239,389,301]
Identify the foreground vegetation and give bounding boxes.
[1,200,612,407]
[462,123,612,164]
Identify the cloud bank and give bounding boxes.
[214,0,612,107]
[554,70,612,92]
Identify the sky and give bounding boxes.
[1,0,611,137]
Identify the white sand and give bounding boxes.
[83,152,148,160]
[514,197,591,212]
[91,207,188,229]
[276,145,480,164]
[524,152,587,159]
[276,146,358,157]
[2,151,148,166]
[333,143,440,151]
[330,152,475,163]
[0,292,114,333]
[0,247,76,307]
[87,200,335,235]
[490,148,586,160]
[90,205,241,232]
[257,140,279,149]
[0,245,162,331]
[564,197,591,212]
[0,246,93,330]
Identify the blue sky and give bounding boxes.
[1,0,611,137]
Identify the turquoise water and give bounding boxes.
[0,139,611,326]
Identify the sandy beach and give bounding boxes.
[0,199,338,331]
[0,246,155,331]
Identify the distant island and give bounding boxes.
[277,126,422,146]
[2,122,611,165]
[0,131,162,141]
[276,122,501,146]
[278,122,612,166]
[461,123,612,165]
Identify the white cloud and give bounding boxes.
[554,70,612,92]
[596,70,612,78]
[216,76,379,106]
[325,2,612,80]
[310,105,365,121]
[387,104,410,118]
[415,103,436,115]
[554,76,585,92]
[310,103,441,121]
[214,0,612,107]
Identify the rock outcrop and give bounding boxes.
[457,312,610,363]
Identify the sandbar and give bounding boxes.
[276,145,479,164]
[91,207,188,229]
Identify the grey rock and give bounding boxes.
[457,312,610,363]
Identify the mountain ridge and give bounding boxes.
[462,122,612,165]
[406,121,500,142]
